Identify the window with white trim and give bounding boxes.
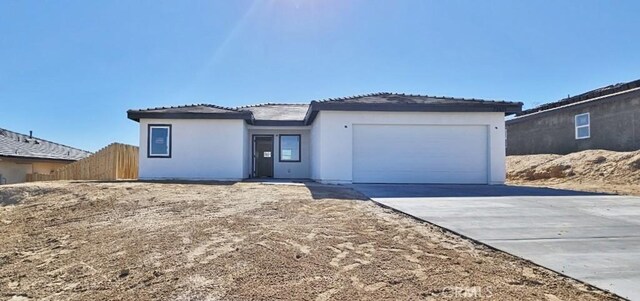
[148,125,172,157]
[575,113,590,139]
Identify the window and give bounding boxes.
[148,124,171,157]
[279,134,300,162]
[575,113,590,139]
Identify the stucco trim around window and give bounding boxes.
[575,113,590,140]
[148,124,172,158]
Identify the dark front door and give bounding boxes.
[254,136,274,178]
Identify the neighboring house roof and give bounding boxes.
[516,78,640,117]
[127,92,523,125]
[0,128,92,162]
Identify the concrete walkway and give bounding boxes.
[352,184,640,300]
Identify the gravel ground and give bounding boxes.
[0,181,620,300]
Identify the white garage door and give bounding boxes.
[353,124,488,184]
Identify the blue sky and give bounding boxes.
[1,0,639,152]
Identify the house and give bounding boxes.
[127,93,522,184]
[0,128,92,184]
[506,79,640,155]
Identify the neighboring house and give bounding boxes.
[0,128,92,184]
[127,93,522,184]
[506,79,640,155]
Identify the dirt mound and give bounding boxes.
[507,149,640,183]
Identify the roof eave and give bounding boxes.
[127,111,253,122]
[252,120,306,126]
[0,154,81,163]
[304,102,522,124]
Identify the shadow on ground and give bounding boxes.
[73,179,368,201]
[305,183,369,201]
[68,180,237,186]
[351,184,611,198]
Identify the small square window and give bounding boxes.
[279,135,300,162]
[575,113,590,140]
[148,125,171,157]
[576,126,590,139]
[576,114,589,126]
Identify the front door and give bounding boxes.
[254,136,274,178]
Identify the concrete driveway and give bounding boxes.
[352,184,640,300]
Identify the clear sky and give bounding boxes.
[1,0,639,152]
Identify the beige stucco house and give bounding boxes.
[0,128,91,184]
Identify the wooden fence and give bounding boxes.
[27,143,138,181]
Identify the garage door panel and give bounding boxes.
[353,124,488,184]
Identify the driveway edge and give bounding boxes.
[368,198,627,301]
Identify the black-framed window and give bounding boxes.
[148,124,172,158]
[279,134,301,162]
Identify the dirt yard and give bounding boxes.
[0,181,620,300]
[507,149,640,196]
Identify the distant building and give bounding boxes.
[0,128,91,184]
[507,79,640,155]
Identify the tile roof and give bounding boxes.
[517,79,640,116]
[238,104,309,121]
[311,92,517,105]
[127,92,522,125]
[127,104,251,121]
[129,104,243,114]
[0,128,92,161]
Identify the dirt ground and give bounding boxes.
[0,181,620,300]
[507,149,640,196]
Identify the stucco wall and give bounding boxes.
[0,160,69,184]
[247,128,311,179]
[311,111,507,184]
[32,162,67,174]
[242,123,250,179]
[138,118,247,180]
[506,88,640,155]
[310,116,322,180]
[0,160,32,184]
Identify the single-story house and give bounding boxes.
[0,128,92,184]
[506,79,640,155]
[127,93,522,184]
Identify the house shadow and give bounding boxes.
[62,180,606,200]
[304,182,370,201]
[350,183,612,199]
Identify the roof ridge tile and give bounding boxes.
[309,92,516,104]
[129,103,244,113]
[236,103,309,109]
